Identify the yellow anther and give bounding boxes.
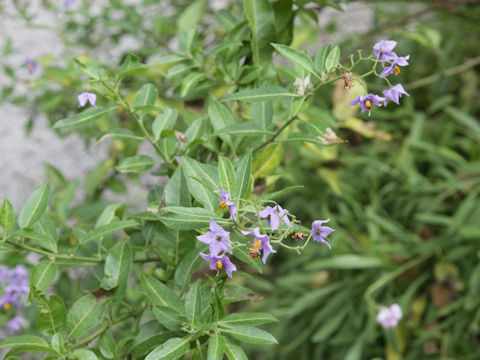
[216,261,223,271]
[394,66,400,75]
[254,241,261,250]
[27,63,34,71]
[219,201,227,210]
[365,101,372,110]
[3,303,11,311]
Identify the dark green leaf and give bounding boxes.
[220,325,277,344]
[18,182,50,229]
[207,335,225,360]
[141,273,184,312]
[66,295,108,339]
[145,337,190,360]
[185,280,202,326]
[271,43,315,75]
[100,240,132,291]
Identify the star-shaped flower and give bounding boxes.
[311,219,335,249]
[78,91,97,107]
[382,84,409,105]
[373,40,398,61]
[200,253,237,278]
[380,55,410,78]
[349,94,385,113]
[215,190,237,221]
[376,304,402,328]
[196,219,232,256]
[241,227,277,264]
[259,205,291,231]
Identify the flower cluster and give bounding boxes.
[350,40,410,114]
[196,190,335,278]
[376,303,403,328]
[0,265,29,333]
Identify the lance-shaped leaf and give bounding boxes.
[214,123,274,137]
[140,273,184,313]
[81,219,138,244]
[182,157,219,210]
[18,182,50,229]
[134,83,158,109]
[100,240,132,291]
[243,0,276,65]
[72,349,99,360]
[235,152,252,199]
[252,101,273,141]
[97,128,144,143]
[14,229,57,253]
[219,312,278,326]
[252,143,283,178]
[153,107,178,142]
[224,340,248,360]
[0,336,61,356]
[116,155,155,173]
[53,106,117,130]
[164,166,191,207]
[325,46,340,74]
[223,87,301,103]
[207,97,236,151]
[175,246,207,288]
[30,259,57,293]
[129,321,173,358]
[220,325,278,344]
[181,72,206,97]
[271,43,315,75]
[185,280,202,326]
[314,44,331,76]
[159,206,221,231]
[0,198,14,231]
[218,156,237,196]
[66,295,108,339]
[35,294,66,335]
[207,335,225,360]
[153,306,185,331]
[145,337,190,360]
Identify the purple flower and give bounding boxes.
[311,219,335,249]
[259,205,291,231]
[200,253,237,278]
[24,58,38,74]
[64,0,76,7]
[0,265,9,285]
[78,91,97,107]
[241,227,277,264]
[382,84,409,105]
[215,190,237,221]
[380,56,410,78]
[373,40,398,61]
[7,315,27,333]
[0,265,29,309]
[349,94,385,113]
[376,304,402,328]
[196,219,232,256]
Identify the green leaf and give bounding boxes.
[141,273,184,313]
[182,157,220,210]
[311,304,351,342]
[30,259,57,293]
[181,72,206,97]
[116,155,155,173]
[207,97,236,151]
[165,166,191,207]
[35,294,66,335]
[152,306,185,331]
[219,313,278,326]
[260,185,303,200]
[252,101,273,141]
[177,0,206,33]
[95,203,123,228]
[314,44,331,76]
[252,144,283,178]
[97,128,144,143]
[159,206,221,231]
[145,338,190,360]
[100,240,132,291]
[220,325,277,344]
[53,106,116,130]
[66,295,108,339]
[99,332,117,359]
[116,52,145,81]
[129,321,172,358]
[185,280,202,326]
[306,255,386,270]
[235,152,252,198]
[159,137,177,161]
[153,107,178,142]
[207,335,225,360]
[224,340,248,360]
[243,0,276,65]
[18,182,50,229]
[325,46,340,74]
[134,83,158,109]
[175,247,207,288]
[148,54,187,67]
[444,106,480,140]
[218,156,237,195]
[0,336,60,356]
[271,43,315,75]
[0,198,14,231]
[214,123,274,137]
[14,229,57,253]
[223,87,300,103]
[81,220,138,244]
[72,349,99,360]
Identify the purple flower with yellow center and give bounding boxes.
[7,315,27,333]
[200,253,237,278]
[380,55,410,78]
[259,205,291,231]
[311,219,335,249]
[24,58,38,74]
[241,227,277,264]
[0,265,29,310]
[214,190,237,221]
[373,40,398,61]
[349,94,385,113]
[78,91,97,107]
[196,219,232,256]
[383,84,409,106]
[376,304,402,328]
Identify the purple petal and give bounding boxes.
[269,215,280,231]
[259,206,273,218]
